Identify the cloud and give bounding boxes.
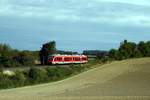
[0,0,150,27]
[98,0,150,6]
[0,0,150,51]
[1,0,150,31]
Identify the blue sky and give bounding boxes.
[0,0,150,52]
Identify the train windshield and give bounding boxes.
[48,56,54,61]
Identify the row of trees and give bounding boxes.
[39,40,150,64]
[1,40,150,67]
[0,41,79,67]
[0,44,39,68]
[109,40,150,60]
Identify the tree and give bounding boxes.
[14,51,34,66]
[139,41,150,57]
[108,40,150,60]
[109,49,119,60]
[133,49,142,58]
[146,41,150,56]
[137,41,146,57]
[0,44,12,57]
[119,40,136,59]
[0,44,36,68]
[40,41,57,65]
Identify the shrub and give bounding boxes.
[28,67,48,83]
[11,71,26,87]
[0,73,14,89]
[46,67,73,81]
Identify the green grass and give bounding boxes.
[0,58,150,100]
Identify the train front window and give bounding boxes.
[48,56,54,61]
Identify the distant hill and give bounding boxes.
[0,58,150,100]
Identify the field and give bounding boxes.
[0,58,150,100]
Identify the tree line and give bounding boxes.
[1,40,150,68]
[0,44,39,68]
[0,41,79,67]
[109,40,150,60]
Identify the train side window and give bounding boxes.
[75,57,80,61]
[55,57,62,61]
[64,57,72,61]
[58,57,62,61]
[82,57,87,61]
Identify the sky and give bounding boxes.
[0,0,150,52]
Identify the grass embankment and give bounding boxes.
[0,58,150,100]
[0,59,102,90]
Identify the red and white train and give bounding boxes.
[48,54,88,64]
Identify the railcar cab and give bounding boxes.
[47,55,55,64]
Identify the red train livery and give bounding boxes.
[48,54,88,64]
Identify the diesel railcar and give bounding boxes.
[48,54,88,64]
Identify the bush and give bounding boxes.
[0,44,36,68]
[0,63,94,90]
[10,71,26,87]
[14,51,35,66]
[0,57,21,68]
[46,67,62,81]
[70,64,83,73]
[28,67,48,83]
[46,67,73,81]
[0,73,14,89]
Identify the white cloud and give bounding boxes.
[0,0,150,51]
[96,0,150,6]
[0,0,150,26]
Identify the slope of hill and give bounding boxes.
[0,58,150,100]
